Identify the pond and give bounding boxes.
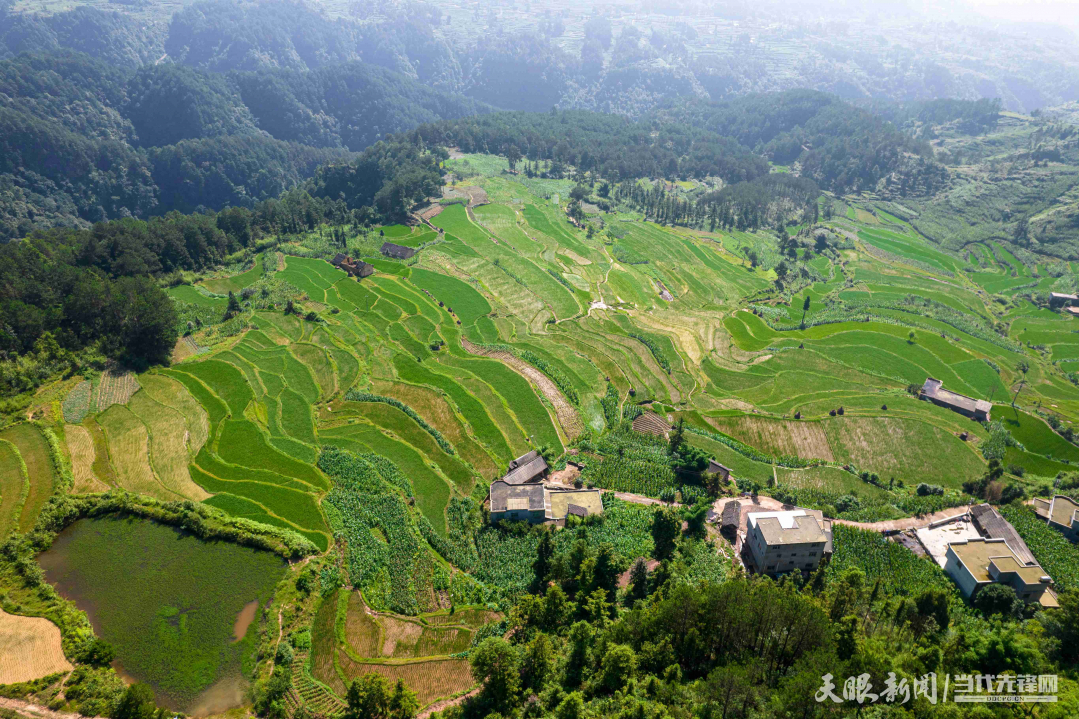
[38,515,286,714]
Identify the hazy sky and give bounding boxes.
[963,0,1079,28]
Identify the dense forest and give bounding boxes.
[418,110,768,183]
[0,46,483,239]
[652,91,950,196]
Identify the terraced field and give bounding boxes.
[20,154,1079,713]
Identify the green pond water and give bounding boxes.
[38,515,286,714]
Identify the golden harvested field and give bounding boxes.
[0,608,72,683]
[64,425,108,494]
[97,405,174,500]
[707,414,834,461]
[335,653,474,707]
[424,608,501,627]
[140,374,209,456]
[380,616,423,656]
[344,592,381,658]
[128,391,210,500]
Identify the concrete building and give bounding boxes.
[920,378,991,421]
[548,488,604,522]
[1032,495,1079,542]
[488,480,602,525]
[489,481,548,524]
[745,509,832,575]
[501,450,549,485]
[944,538,1058,607]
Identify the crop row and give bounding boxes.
[628,333,672,374]
[319,447,432,614]
[999,503,1079,592]
[827,524,961,598]
[344,390,455,455]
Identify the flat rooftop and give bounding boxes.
[748,510,827,545]
[949,538,1048,586]
[1050,495,1079,528]
[548,488,603,519]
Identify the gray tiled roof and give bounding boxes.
[503,454,548,485]
[490,480,545,512]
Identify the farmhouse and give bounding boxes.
[632,411,670,439]
[488,481,603,524]
[920,378,991,421]
[708,459,732,481]
[1050,292,1078,307]
[720,500,741,540]
[970,503,1039,563]
[330,254,374,278]
[502,450,548,485]
[489,481,548,524]
[744,508,832,575]
[1032,495,1079,542]
[944,537,1058,607]
[380,242,417,260]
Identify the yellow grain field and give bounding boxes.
[0,608,72,683]
[97,405,176,500]
[140,374,209,457]
[128,391,210,500]
[336,654,474,707]
[64,425,108,494]
[706,414,835,461]
[344,592,381,658]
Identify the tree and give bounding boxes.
[83,638,115,666]
[628,558,650,603]
[505,144,522,171]
[651,506,680,560]
[600,643,637,692]
[801,295,811,325]
[112,684,157,719]
[470,637,520,710]
[388,679,418,719]
[684,498,710,539]
[974,584,1020,618]
[591,543,621,605]
[522,633,554,690]
[345,674,392,719]
[531,529,554,593]
[225,289,242,320]
[668,417,686,456]
[914,588,950,632]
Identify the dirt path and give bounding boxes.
[418,689,480,719]
[0,696,103,719]
[832,505,971,532]
[461,338,584,441]
[612,491,680,508]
